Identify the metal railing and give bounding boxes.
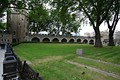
[2,43,42,80]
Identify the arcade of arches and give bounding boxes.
[31,37,95,44]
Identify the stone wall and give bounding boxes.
[0,33,12,44]
[26,34,95,44]
[8,9,28,43]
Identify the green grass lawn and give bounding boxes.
[71,57,120,76]
[33,60,118,80]
[13,43,120,80]
[14,43,120,64]
[14,43,82,61]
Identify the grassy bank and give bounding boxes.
[33,60,118,80]
[13,43,120,80]
[14,43,120,64]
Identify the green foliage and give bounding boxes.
[0,0,8,15]
[77,0,115,47]
[28,4,51,33]
[28,0,81,36]
[0,23,6,30]
[49,0,81,35]
[0,0,28,15]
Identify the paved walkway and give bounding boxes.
[66,60,120,80]
[78,57,120,67]
[0,49,6,80]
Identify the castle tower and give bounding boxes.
[7,9,28,43]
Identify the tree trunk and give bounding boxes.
[94,27,103,47]
[108,29,115,46]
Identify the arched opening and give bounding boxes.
[52,38,59,42]
[89,40,94,45]
[69,39,74,43]
[43,38,50,42]
[61,38,67,43]
[77,39,81,43]
[83,39,88,44]
[31,37,40,42]
[12,38,16,43]
[103,39,108,44]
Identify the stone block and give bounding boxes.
[76,49,84,56]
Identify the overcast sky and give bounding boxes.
[80,21,120,36]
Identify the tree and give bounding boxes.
[28,4,51,34]
[50,0,80,36]
[106,0,120,46]
[0,0,10,30]
[77,0,114,47]
[28,0,81,36]
[0,23,6,30]
[0,0,9,15]
[0,0,29,30]
[0,0,27,15]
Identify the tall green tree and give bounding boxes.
[28,0,81,36]
[77,0,114,47]
[106,0,120,46]
[50,0,80,36]
[28,4,51,34]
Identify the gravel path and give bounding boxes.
[0,49,6,80]
[66,60,120,80]
[78,56,120,67]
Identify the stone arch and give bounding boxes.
[52,38,59,42]
[61,38,67,42]
[77,39,81,43]
[117,41,120,46]
[69,39,74,43]
[31,37,40,42]
[89,39,94,45]
[43,38,50,42]
[12,38,17,43]
[83,39,88,44]
[103,39,108,44]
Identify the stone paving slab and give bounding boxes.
[0,50,6,80]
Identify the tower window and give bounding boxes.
[23,37,25,40]
[8,40,9,42]
[14,31,15,35]
[18,39,19,42]
[26,32,27,35]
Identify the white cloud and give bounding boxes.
[80,21,120,36]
